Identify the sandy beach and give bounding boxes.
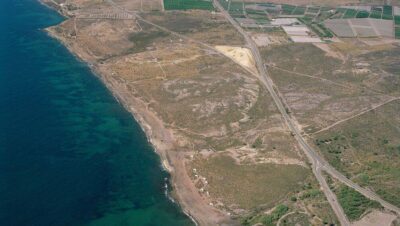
[40,1,234,225]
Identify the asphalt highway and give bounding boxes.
[213,0,400,224]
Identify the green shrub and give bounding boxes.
[336,186,382,221]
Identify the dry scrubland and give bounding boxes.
[44,0,400,225]
[325,174,385,221]
[262,43,400,133]
[262,40,400,221]
[241,0,400,6]
[45,0,341,224]
[316,100,400,208]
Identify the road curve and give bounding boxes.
[213,0,400,219]
[212,0,400,224]
[113,0,400,223]
[211,1,350,225]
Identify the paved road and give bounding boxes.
[211,2,349,225]
[213,0,400,224]
[110,0,400,223]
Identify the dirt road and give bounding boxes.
[212,1,400,225]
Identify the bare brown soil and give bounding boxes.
[41,0,345,225]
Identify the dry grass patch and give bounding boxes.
[314,100,400,207]
[262,43,397,132]
[141,11,245,45]
[191,155,310,210]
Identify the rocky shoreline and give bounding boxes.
[39,1,232,225]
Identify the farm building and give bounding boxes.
[271,18,300,26]
[282,25,322,43]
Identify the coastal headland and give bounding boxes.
[39,0,400,225]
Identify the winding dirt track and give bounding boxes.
[94,0,400,225]
[212,0,400,225]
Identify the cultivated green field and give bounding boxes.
[395,16,400,25]
[356,10,370,18]
[396,26,400,39]
[292,6,306,15]
[309,23,334,38]
[164,0,214,10]
[217,0,229,9]
[382,5,393,20]
[369,8,382,19]
[281,4,296,15]
[343,9,358,18]
[229,1,245,17]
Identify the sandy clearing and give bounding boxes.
[251,33,271,47]
[313,43,345,61]
[215,45,257,74]
[351,210,396,226]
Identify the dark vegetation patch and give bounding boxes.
[355,10,370,18]
[336,185,382,221]
[241,204,289,226]
[281,212,311,226]
[164,0,214,10]
[315,100,400,207]
[382,5,393,20]
[128,30,169,53]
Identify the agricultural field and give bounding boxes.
[292,6,306,15]
[382,5,393,20]
[218,0,229,10]
[325,18,394,38]
[163,0,214,10]
[343,8,359,18]
[356,10,370,18]
[230,2,398,40]
[396,26,400,39]
[229,1,245,17]
[141,11,245,45]
[306,6,320,14]
[309,23,334,38]
[369,7,383,19]
[395,16,400,25]
[331,8,347,19]
[281,4,296,15]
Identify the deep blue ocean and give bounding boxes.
[0,0,193,225]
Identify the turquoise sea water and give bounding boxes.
[0,0,193,225]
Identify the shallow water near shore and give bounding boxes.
[0,0,193,225]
